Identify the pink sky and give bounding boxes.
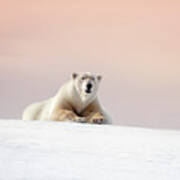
[0,0,180,129]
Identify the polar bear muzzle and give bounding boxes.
[85,83,93,94]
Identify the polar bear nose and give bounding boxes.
[87,83,92,89]
[85,83,93,93]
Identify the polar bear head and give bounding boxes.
[72,72,102,102]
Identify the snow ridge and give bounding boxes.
[0,120,180,180]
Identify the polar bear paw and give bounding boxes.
[92,117,104,124]
[75,117,87,123]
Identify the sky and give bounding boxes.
[0,0,180,129]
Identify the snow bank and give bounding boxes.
[0,120,180,180]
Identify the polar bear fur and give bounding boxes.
[23,72,111,124]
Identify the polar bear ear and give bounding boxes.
[72,73,78,79]
[97,75,102,81]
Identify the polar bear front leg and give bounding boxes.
[87,112,105,124]
[49,109,87,123]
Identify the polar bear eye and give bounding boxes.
[82,76,86,80]
[91,77,95,81]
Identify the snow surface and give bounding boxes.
[0,120,180,180]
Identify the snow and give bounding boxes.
[0,120,180,180]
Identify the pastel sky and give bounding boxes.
[0,0,180,129]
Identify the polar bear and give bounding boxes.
[23,72,111,124]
